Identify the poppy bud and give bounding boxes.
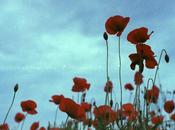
[158,108,161,113]
[103,32,108,41]
[140,110,142,114]
[93,101,96,106]
[14,84,19,92]
[110,99,113,107]
[165,54,169,63]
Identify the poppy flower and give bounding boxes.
[144,85,159,104]
[164,100,175,113]
[151,115,164,124]
[59,98,86,120]
[104,80,113,93]
[93,105,117,127]
[134,71,143,85]
[127,27,153,44]
[21,100,37,115]
[105,15,130,36]
[129,44,157,72]
[72,77,90,92]
[122,103,138,121]
[30,122,39,130]
[0,123,9,130]
[81,102,92,112]
[49,95,64,105]
[124,83,134,91]
[170,113,175,121]
[14,112,25,123]
[39,127,46,130]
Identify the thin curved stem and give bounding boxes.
[3,92,16,124]
[153,49,167,85]
[146,78,154,90]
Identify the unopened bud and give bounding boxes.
[93,101,96,106]
[110,99,113,107]
[165,54,169,63]
[14,84,19,92]
[103,32,108,41]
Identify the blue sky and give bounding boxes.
[0,0,175,129]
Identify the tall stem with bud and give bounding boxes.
[3,84,19,124]
[153,49,169,85]
[103,32,110,105]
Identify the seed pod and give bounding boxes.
[165,54,169,63]
[103,32,108,41]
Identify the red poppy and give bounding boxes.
[170,113,175,121]
[124,83,134,91]
[122,103,138,121]
[21,100,37,115]
[164,100,175,113]
[134,71,143,85]
[151,115,164,124]
[14,112,25,123]
[129,44,157,72]
[105,15,130,36]
[0,123,9,130]
[59,98,86,120]
[30,122,39,130]
[39,127,46,130]
[127,27,153,44]
[72,77,90,92]
[81,102,92,112]
[93,105,117,128]
[104,80,113,93]
[83,118,92,127]
[144,85,159,104]
[49,95,64,105]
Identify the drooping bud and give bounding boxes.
[165,54,169,63]
[14,84,19,92]
[103,32,108,41]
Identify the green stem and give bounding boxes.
[54,107,58,127]
[105,39,109,81]
[118,36,122,108]
[105,39,110,105]
[153,49,167,85]
[118,36,123,126]
[3,92,16,124]
[20,113,27,130]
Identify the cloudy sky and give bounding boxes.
[0,0,175,129]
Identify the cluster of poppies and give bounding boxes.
[0,15,175,130]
